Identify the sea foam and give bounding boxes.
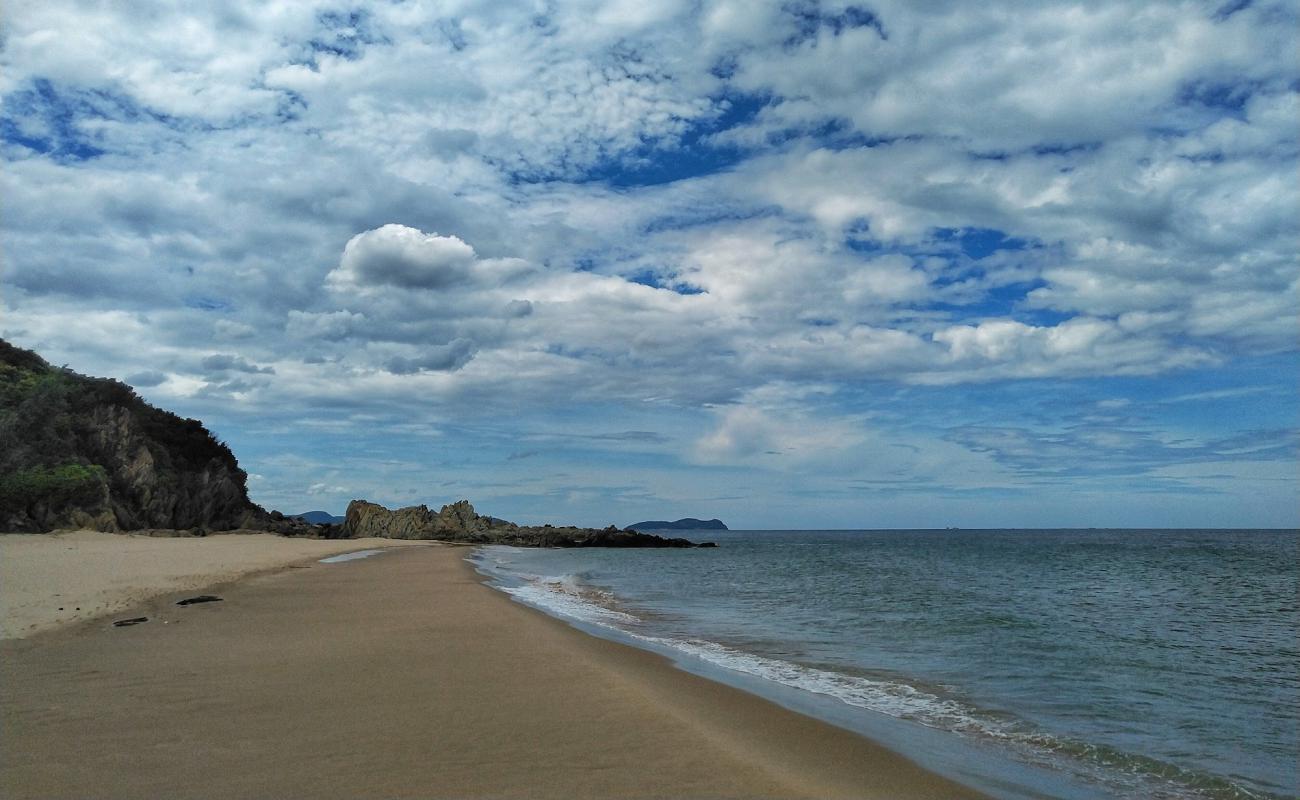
[318,548,387,563]
[473,543,1290,800]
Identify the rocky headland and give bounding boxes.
[343,500,714,548]
[0,340,266,533]
[0,340,714,547]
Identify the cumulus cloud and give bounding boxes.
[285,309,366,341]
[214,320,257,340]
[691,383,872,467]
[725,0,1297,152]
[126,370,167,387]
[327,224,533,297]
[691,404,862,465]
[200,354,276,375]
[947,424,1298,479]
[925,318,1214,383]
[331,225,478,290]
[306,482,350,497]
[2,0,1295,524]
[382,339,478,374]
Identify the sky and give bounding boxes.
[1,0,1297,529]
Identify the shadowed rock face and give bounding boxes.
[0,340,265,533]
[343,500,715,548]
[341,500,486,540]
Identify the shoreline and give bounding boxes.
[1,540,985,798]
[465,549,1017,798]
[452,551,993,798]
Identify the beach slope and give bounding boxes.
[1,543,983,799]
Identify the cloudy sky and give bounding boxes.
[2,1,1296,528]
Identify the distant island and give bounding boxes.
[627,518,728,531]
[0,339,714,548]
[291,511,346,525]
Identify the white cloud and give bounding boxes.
[328,224,536,298]
[382,339,477,374]
[2,1,1295,523]
[726,1,1296,151]
[306,482,349,497]
[692,398,869,467]
[925,317,1215,383]
[285,309,366,341]
[331,224,479,290]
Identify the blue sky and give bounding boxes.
[2,1,1296,528]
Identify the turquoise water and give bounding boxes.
[471,529,1299,799]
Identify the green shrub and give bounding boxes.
[0,463,107,510]
[0,339,253,517]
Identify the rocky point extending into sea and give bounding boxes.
[341,499,714,548]
[0,339,714,548]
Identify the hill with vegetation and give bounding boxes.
[291,510,346,525]
[0,340,264,532]
[627,518,728,531]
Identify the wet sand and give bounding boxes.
[1,544,985,799]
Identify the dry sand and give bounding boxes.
[0,529,429,639]
[1,541,985,799]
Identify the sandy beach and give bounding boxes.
[0,530,431,640]
[1,536,984,799]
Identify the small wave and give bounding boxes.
[647,636,1284,799]
[478,553,1287,800]
[644,635,1002,733]
[491,568,1006,737]
[500,573,642,627]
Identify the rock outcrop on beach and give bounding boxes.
[0,340,265,533]
[627,517,729,531]
[344,499,716,548]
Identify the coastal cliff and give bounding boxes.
[344,499,715,548]
[0,339,715,548]
[0,340,265,533]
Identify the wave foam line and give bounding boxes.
[486,564,1282,800]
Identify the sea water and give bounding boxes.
[470,529,1298,800]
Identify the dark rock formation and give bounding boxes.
[0,339,266,533]
[627,517,729,531]
[343,499,715,548]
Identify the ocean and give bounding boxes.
[470,529,1298,800]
